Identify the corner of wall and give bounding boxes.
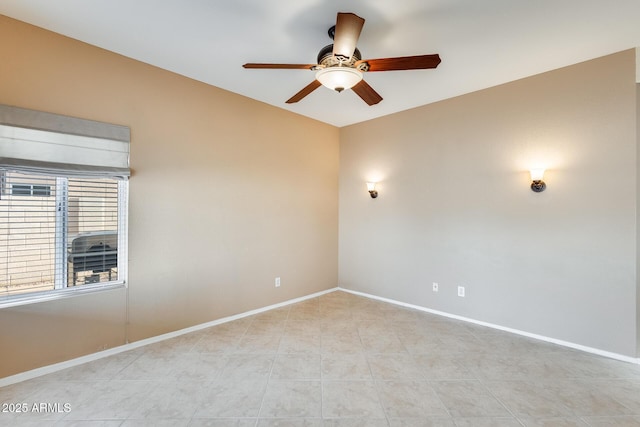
[636,47,640,83]
[636,47,640,358]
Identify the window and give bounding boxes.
[0,104,130,307]
[1,171,125,293]
[10,183,52,197]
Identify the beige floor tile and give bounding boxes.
[191,332,240,354]
[321,353,372,380]
[271,354,321,380]
[318,309,353,322]
[428,334,486,354]
[367,353,425,380]
[483,380,573,417]
[188,419,256,427]
[259,380,322,418]
[388,418,456,427]
[194,379,267,418]
[460,353,553,381]
[3,291,640,426]
[581,416,640,426]
[320,333,364,354]
[320,319,359,335]
[59,421,127,426]
[589,379,640,413]
[113,352,184,380]
[559,354,640,379]
[396,332,442,354]
[359,332,407,354]
[257,419,323,426]
[284,320,322,335]
[219,354,274,380]
[38,349,144,382]
[278,334,322,354]
[323,419,389,426]
[235,334,282,354]
[376,380,448,418]
[355,320,396,336]
[518,417,591,426]
[62,379,152,420]
[452,417,522,426]
[0,378,41,401]
[288,306,321,322]
[322,381,386,418]
[541,379,634,417]
[350,308,388,322]
[245,319,287,336]
[430,380,510,417]
[171,353,228,381]
[412,354,476,380]
[128,380,206,419]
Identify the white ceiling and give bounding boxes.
[1,0,640,127]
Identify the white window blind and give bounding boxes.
[0,105,130,178]
[0,125,129,177]
[0,104,129,307]
[1,172,122,294]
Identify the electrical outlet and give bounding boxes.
[275,277,281,287]
[457,286,465,297]
[432,282,438,292]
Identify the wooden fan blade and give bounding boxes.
[352,80,382,106]
[332,12,365,59]
[286,80,322,104]
[243,63,317,70]
[356,54,441,72]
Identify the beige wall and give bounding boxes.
[1,14,638,378]
[0,16,338,377]
[340,50,638,357]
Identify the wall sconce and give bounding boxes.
[367,182,378,198]
[530,169,546,192]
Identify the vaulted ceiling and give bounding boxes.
[1,0,640,127]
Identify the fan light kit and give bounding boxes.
[243,12,441,105]
[315,67,363,92]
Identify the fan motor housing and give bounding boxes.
[317,44,362,67]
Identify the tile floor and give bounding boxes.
[2,290,640,426]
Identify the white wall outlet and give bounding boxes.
[432,282,439,292]
[457,286,465,297]
[275,277,281,287]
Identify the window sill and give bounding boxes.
[0,281,126,309]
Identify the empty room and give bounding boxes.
[1,1,640,426]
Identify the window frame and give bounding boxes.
[0,174,128,309]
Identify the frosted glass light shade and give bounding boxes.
[316,67,363,92]
[530,168,545,181]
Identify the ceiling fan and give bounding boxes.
[243,12,441,106]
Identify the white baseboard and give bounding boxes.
[0,287,338,387]
[3,285,637,388]
[339,287,640,365]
